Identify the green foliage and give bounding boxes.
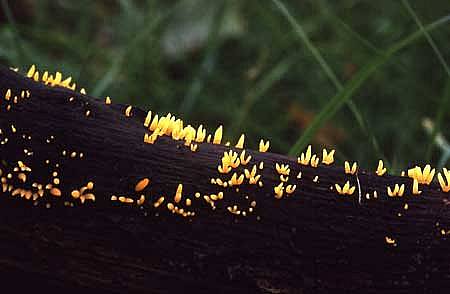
[0,0,449,171]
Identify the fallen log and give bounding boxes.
[0,65,449,293]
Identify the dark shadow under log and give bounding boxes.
[0,66,449,293]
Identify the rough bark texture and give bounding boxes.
[0,66,449,293]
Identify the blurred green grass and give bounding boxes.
[1,0,449,173]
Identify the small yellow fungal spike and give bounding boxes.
[344,161,357,175]
[259,139,270,152]
[80,88,87,94]
[321,148,335,165]
[274,182,284,199]
[174,184,183,203]
[50,187,62,197]
[26,64,36,78]
[387,184,405,197]
[213,125,223,144]
[5,89,11,100]
[385,236,396,245]
[149,115,159,131]
[437,168,450,192]
[190,143,198,152]
[235,134,245,149]
[135,178,150,192]
[335,181,355,195]
[376,160,387,176]
[412,178,422,195]
[125,105,133,117]
[286,184,296,194]
[408,165,435,185]
[298,145,312,165]
[275,163,290,176]
[310,155,319,167]
[239,150,251,165]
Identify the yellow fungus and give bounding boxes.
[376,160,387,176]
[259,139,270,152]
[437,168,450,192]
[298,145,312,165]
[387,184,405,197]
[385,236,396,245]
[408,164,435,185]
[105,96,112,105]
[190,143,198,152]
[274,182,284,199]
[135,178,150,192]
[143,110,152,127]
[310,155,319,167]
[286,184,296,194]
[344,161,357,175]
[213,125,223,144]
[26,64,36,78]
[321,148,335,165]
[174,184,183,203]
[335,181,355,196]
[240,150,251,165]
[275,163,290,176]
[80,88,86,94]
[125,105,132,117]
[235,134,245,149]
[5,89,11,100]
[412,178,422,195]
[50,187,62,197]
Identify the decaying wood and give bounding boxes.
[0,66,449,293]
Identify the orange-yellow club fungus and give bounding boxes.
[313,175,319,183]
[218,164,232,174]
[235,134,245,149]
[298,145,312,165]
[135,178,150,192]
[230,173,244,186]
[149,115,159,131]
[80,88,87,94]
[335,181,355,196]
[310,154,319,167]
[144,110,152,127]
[412,178,422,195]
[387,184,405,197]
[286,184,296,194]
[190,143,198,152]
[344,161,357,175]
[249,175,261,185]
[213,125,223,144]
[437,168,450,192]
[239,150,251,165]
[26,64,36,78]
[195,125,206,143]
[154,196,165,208]
[385,236,396,245]
[407,164,435,185]
[275,163,290,176]
[5,89,11,100]
[376,160,387,176]
[274,182,284,199]
[104,96,112,105]
[280,175,288,182]
[50,187,62,197]
[174,184,183,203]
[321,148,335,165]
[185,198,192,206]
[244,165,257,179]
[137,195,146,206]
[33,71,39,81]
[259,139,270,152]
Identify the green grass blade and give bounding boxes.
[271,0,384,160]
[288,14,450,156]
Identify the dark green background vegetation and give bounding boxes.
[1,0,449,173]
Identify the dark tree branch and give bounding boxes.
[0,65,449,293]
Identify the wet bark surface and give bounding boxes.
[0,66,449,293]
